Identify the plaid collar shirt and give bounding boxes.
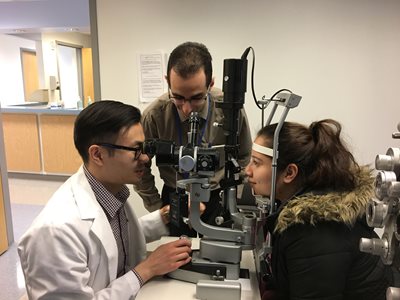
[83,165,130,278]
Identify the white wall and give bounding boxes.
[0,34,36,106]
[95,0,400,216]
[40,32,91,93]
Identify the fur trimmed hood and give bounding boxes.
[275,167,374,233]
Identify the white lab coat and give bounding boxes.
[18,166,168,300]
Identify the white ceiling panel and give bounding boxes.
[0,0,90,34]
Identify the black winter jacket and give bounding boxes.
[263,169,393,300]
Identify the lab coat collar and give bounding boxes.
[71,166,119,281]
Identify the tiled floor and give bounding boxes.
[0,176,65,300]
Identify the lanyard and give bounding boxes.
[174,93,211,147]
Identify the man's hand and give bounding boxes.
[159,205,170,224]
[188,199,206,215]
[159,200,205,225]
[133,238,192,284]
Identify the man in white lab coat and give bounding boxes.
[18,100,192,299]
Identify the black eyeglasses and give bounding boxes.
[98,143,143,160]
[168,88,209,105]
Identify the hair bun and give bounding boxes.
[309,121,319,142]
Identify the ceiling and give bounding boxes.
[0,0,90,35]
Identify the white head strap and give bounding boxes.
[252,143,273,157]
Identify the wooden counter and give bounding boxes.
[0,166,9,254]
[1,106,81,175]
[40,115,81,174]
[0,111,13,254]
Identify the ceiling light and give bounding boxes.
[64,28,79,32]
